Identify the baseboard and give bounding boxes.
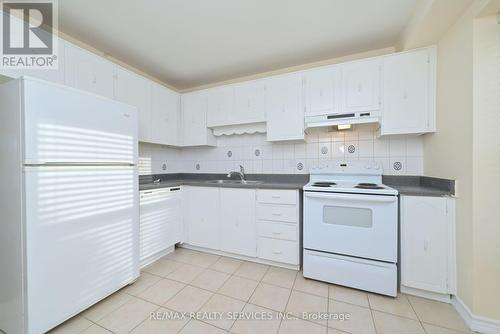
[452,296,500,334]
[400,285,451,303]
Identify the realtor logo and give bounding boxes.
[1,0,58,69]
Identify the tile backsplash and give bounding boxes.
[139,125,423,176]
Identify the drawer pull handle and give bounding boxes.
[272,251,282,255]
[272,231,281,235]
[272,196,281,199]
[272,213,282,216]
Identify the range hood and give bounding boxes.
[305,112,379,129]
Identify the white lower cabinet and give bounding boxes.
[400,195,456,298]
[185,187,300,267]
[186,186,220,249]
[220,189,257,257]
[139,187,183,267]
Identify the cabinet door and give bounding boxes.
[181,92,213,146]
[266,74,304,141]
[382,48,433,135]
[207,86,234,127]
[234,81,266,123]
[140,188,182,266]
[342,59,381,113]
[186,187,220,249]
[304,66,340,116]
[65,43,115,99]
[401,196,449,293]
[151,83,180,146]
[114,67,152,142]
[220,189,256,257]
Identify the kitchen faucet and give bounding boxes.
[227,165,246,181]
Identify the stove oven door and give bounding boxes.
[303,191,397,262]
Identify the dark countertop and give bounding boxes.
[139,173,308,191]
[383,175,455,197]
[139,173,455,197]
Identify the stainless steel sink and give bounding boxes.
[205,179,263,185]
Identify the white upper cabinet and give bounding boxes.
[304,66,341,116]
[220,188,257,257]
[401,196,455,295]
[65,42,115,99]
[113,66,152,142]
[266,73,304,141]
[151,83,180,146]
[207,85,235,127]
[234,80,266,124]
[380,47,436,135]
[342,59,381,113]
[181,92,216,147]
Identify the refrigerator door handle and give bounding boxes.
[25,162,136,167]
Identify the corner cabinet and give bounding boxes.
[380,47,436,135]
[113,67,152,142]
[150,83,181,146]
[181,92,216,147]
[266,73,304,141]
[400,195,456,300]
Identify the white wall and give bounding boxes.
[139,125,423,176]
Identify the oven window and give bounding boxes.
[322,205,373,228]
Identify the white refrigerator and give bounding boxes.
[0,77,140,334]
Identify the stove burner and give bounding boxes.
[355,183,385,189]
[312,182,337,187]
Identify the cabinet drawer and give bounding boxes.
[257,190,297,205]
[258,237,298,265]
[257,222,297,241]
[257,204,297,223]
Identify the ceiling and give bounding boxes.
[59,0,417,90]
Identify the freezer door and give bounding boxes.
[22,78,138,164]
[24,166,139,334]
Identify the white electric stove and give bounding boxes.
[303,161,399,296]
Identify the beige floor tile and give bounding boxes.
[121,272,161,296]
[218,275,259,301]
[130,307,190,333]
[329,285,369,308]
[138,278,185,305]
[231,303,281,334]
[180,320,227,334]
[199,294,246,330]
[97,297,159,334]
[165,248,201,263]
[210,256,244,274]
[48,315,93,334]
[164,285,213,313]
[278,317,327,334]
[367,293,418,320]
[234,261,269,281]
[187,252,221,268]
[82,291,132,322]
[262,267,298,289]
[422,322,473,334]
[407,296,470,332]
[372,310,425,334]
[80,324,114,334]
[167,263,205,283]
[293,274,329,298]
[286,290,328,326]
[328,328,349,334]
[190,269,230,291]
[142,259,183,277]
[249,282,292,312]
[328,300,375,334]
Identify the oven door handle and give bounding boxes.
[305,192,397,203]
